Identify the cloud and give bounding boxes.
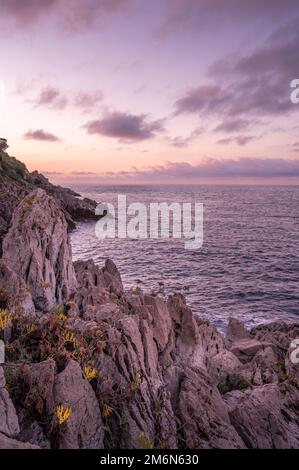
[217,135,256,146]
[74,90,104,111]
[84,111,165,142]
[33,86,68,110]
[0,0,129,30]
[71,171,98,175]
[0,0,58,25]
[174,20,299,122]
[103,158,299,180]
[43,171,64,175]
[168,127,205,148]
[160,0,299,36]
[214,118,252,133]
[24,129,61,142]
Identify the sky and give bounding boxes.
[0,0,299,185]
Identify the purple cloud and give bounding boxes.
[59,0,129,32]
[0,0,129,30]
[43,171,64,175]
[160,0,299,36]
[217,135,256,146]
[34,86,68,110]
[174,20,299,122]
[0,0,58,25]
[71,171,97,175]
[24,129,62,142]
[104,158,299,180]
[169,127,205,148]
[84,111,164,142]
[214,118,252,133]
[74,90,104,111]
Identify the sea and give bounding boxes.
[70,185,299,332]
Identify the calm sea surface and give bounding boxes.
[70,185,299,332]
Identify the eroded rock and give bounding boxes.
[3,189,77,311]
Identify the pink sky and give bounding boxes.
[0,0,299,184]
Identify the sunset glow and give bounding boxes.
[0,0,299,184]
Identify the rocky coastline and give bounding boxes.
[0,147,298,449]
[0,142,96,256]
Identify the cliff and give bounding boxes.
[0,144,97,256]
[0,183,298,448]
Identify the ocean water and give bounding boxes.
[70,185,299,332]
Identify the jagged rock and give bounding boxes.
[224,381,299,448]
[18,411,51,449]
[167,294,221,369]
[21,359,56,418]
[3,189,77,311]
[74,259,123,312]
[28,170,97,222]
[53,360,104,449]
[0,366,19,437]
[230,338,273,363]
[3,360,55,448]
[0,147,97,255]
[102,259,124,295]
[176,367,245,449]
[250,346,280,385]
[0,259,35,317]
[0,433,40,449]
[1,159,299,449]
[208,350,243,383]
[251,322,299,351]
[226,317,249,347]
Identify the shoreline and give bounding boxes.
[0,185,298,449]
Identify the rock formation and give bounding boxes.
[0,144,97,256]
[3,189,77,311]
[0,183,298,449]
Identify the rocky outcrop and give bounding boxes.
[0,179,298,449]
[0,145,97,256]
[226,317,249,347]
[0,260,35,317]
[3,189,77,311]
[224,381,299,448]
[0,366,19,437]
[53,360,104,449]
[0,433,40,449]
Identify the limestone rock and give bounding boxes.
[74,258,123,313]
[224,382,299,448]
[0,432,40,449]
[230,338,273,363]
[0,148,97,254]
[251,322,299,351]
[226,317,249,347]
[3,189,77,311]
[0,259,35,317]
[208,350,243,383]
[53,360,104,449]
[176,367,245,449]
[0,366,19,437]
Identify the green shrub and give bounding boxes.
[218,374,249,395]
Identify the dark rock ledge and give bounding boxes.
[0,156,298,449]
